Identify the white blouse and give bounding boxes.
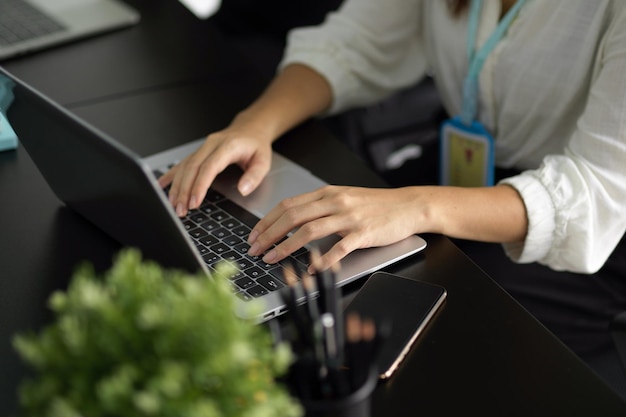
[279,0,626,274]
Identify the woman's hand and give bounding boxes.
[247,186,424,272]
[246,184,529,272]
[158,64,334,218]
[158,119,274,217]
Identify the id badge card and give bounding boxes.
[440,116,495,187]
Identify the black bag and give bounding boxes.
[324,76,447,186]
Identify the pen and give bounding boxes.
[280,254,385,401]
[302,274,325,369]
[320,312,350,397]
[310,249,345,366]
[280,264,310,349]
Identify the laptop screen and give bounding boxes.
[0,67,204,273]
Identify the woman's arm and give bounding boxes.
[235,64,333,144]
[416,184,527,242]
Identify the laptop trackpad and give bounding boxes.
[219,167,327,218]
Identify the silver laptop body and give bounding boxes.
[0,0,140,61]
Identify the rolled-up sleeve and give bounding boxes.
[500,5,626,273]
[279,0,427,114]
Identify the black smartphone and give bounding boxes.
[344,271,447,379]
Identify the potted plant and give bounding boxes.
[12,248,303,417]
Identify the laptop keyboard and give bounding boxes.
[0,0,66,46]
[155,171,310,302]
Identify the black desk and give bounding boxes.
[2,1,625,416]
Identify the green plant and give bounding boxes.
[13,249,303,417]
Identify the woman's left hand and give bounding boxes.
[246,185,422,272]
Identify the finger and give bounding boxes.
[178,140,272,214]
[169,155,208,216]
[248,189,331,258]
[249,187,328,244]
[157,164,177,189]
[309,233,362,273]
[260,212,351,265]
[237,150,272,196]
[172,139,238,215]
[164,143,212,215]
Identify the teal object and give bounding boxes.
[0,75,17,151]
[461,0,528,125]
[0,111,17,151]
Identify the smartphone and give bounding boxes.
[344,271,447,379]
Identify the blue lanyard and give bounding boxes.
[460,0,527,125]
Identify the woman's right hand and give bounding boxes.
[158,116,275,217]
[158,64,334,217]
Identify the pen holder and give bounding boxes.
[299,367,378,417]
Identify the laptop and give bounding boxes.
[0,67,427,322]
[0,0,140,61]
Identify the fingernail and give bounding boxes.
[248,242,260,256]
[239,180,252,196]
[262,249,276,263]
[176,203,185,217]
[248,230,259,244]
[189,196,197,209]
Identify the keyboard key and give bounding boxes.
[235,291,253,302]
[233,258,254,271]
[247,285,269,298]
[189,212,208,224]
[194,243,209,256]
[202,253,220,265]
[188,227,208,239]
[210,210,229,222]
[225,269,244,280]
[216,200,259,228]
[211,227,230,239]
[269,266,299,284]
[232,225,250,237]
[244,266,264,279]
[199,202,218,215]
[200,219,220,231]
[221,250,241,262]
[221,218,241,229]
[256,259,275,270]
[257,275,284,292]
[293,246,311,264]
[234,276,255,290]
[222,234,243,247]
[204,190,225,202]
[234,242,251,255]
[198,235,219,247]
[209,242,229,255]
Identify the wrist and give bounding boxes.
[230,108,280,145]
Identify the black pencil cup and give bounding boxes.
[299,367,378,417]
